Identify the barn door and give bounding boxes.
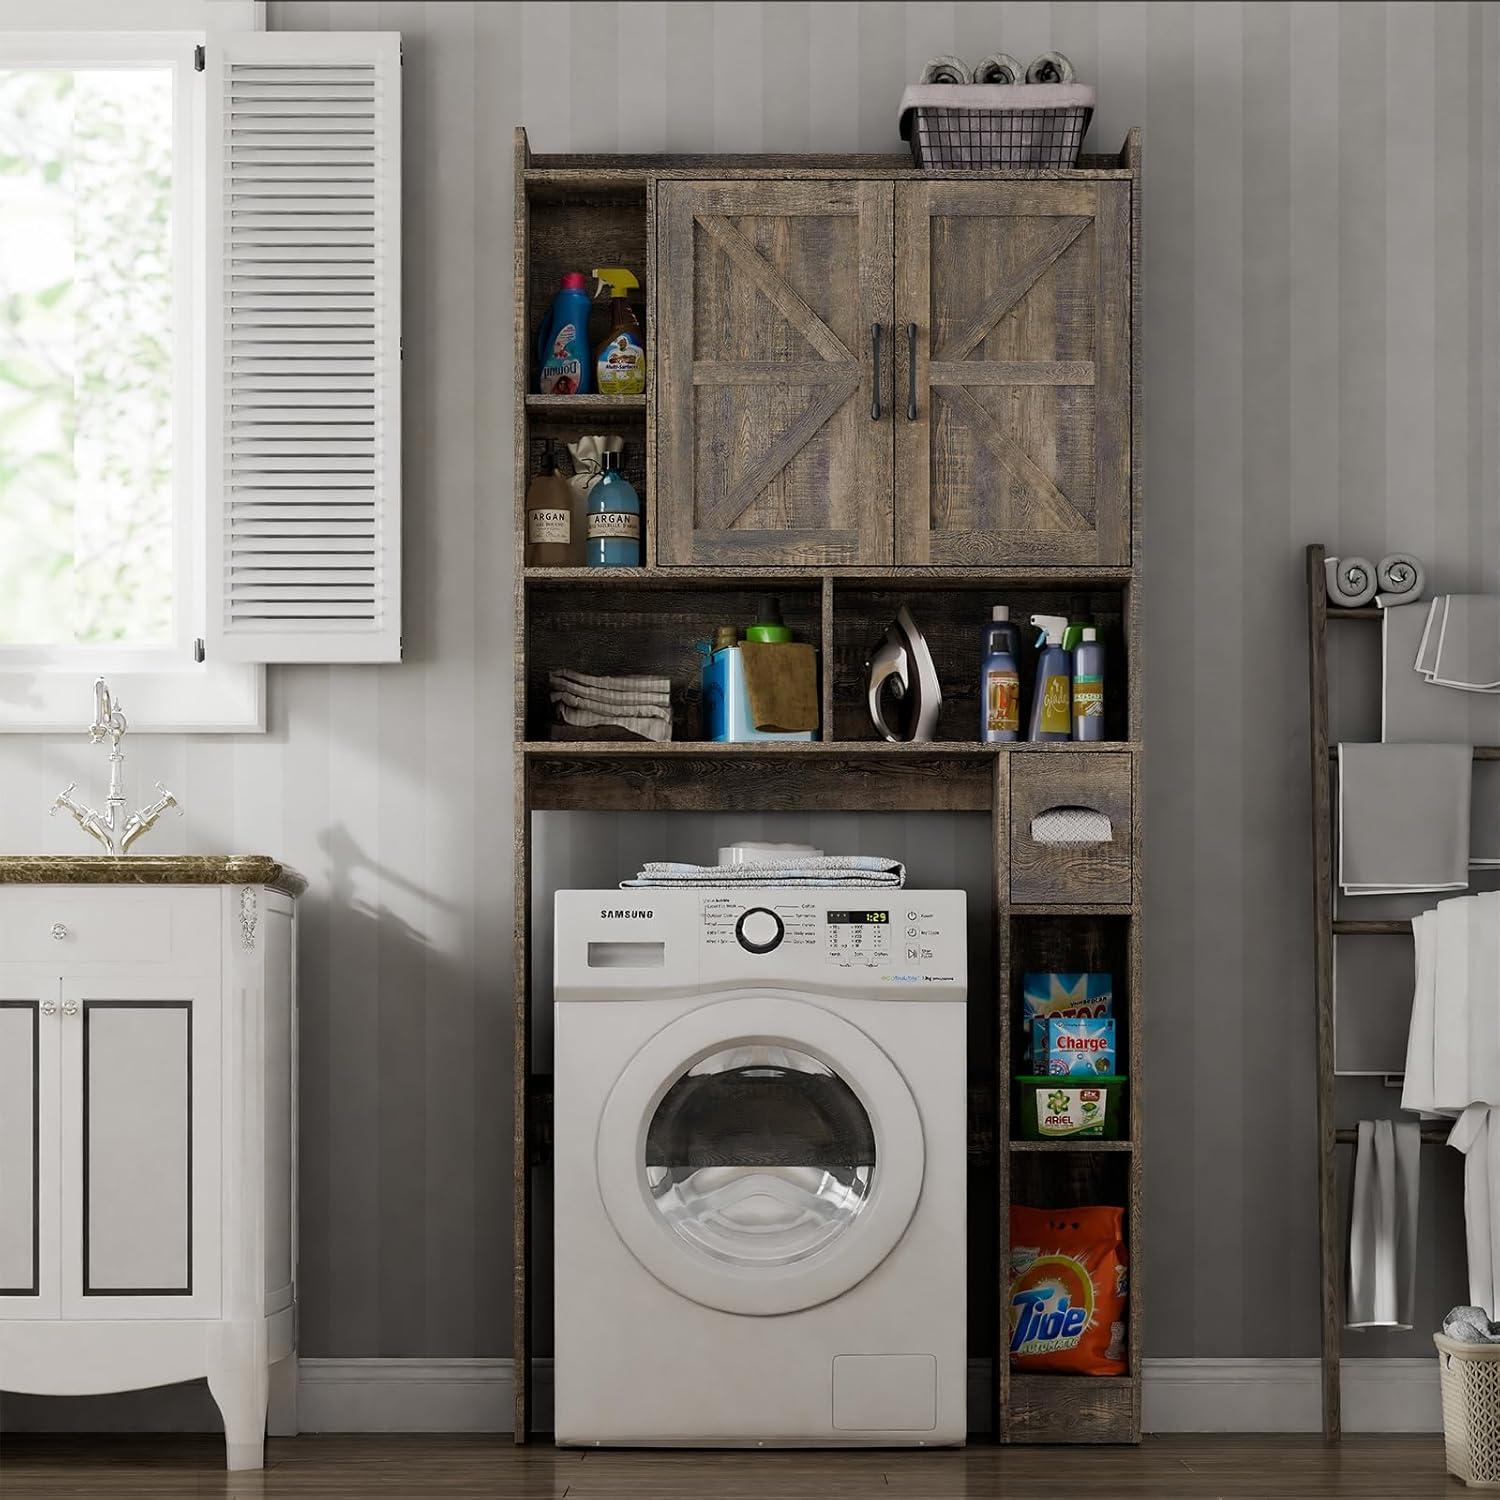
[894,181,1131,566]
[656,180,894,566]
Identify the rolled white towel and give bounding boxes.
[1026,51,1076,84]
[974,52,1024,85]
[920,54,971,84]
[1325,555,1377,608]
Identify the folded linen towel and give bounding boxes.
[1325,555,1377,607]
[1346,1119,1420,1330]
[1419,595,1500,692]
[549,668,670,700]
[622,855,905,889]
[552,701,671,744]
[1337,742,1472,894]
[550,685,671,722]
[973,51,1024,85]
[1375,553,1425,608]
[920,54,971,84]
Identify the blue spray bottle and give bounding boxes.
[536,272,593,395]
[1027,614,1072,742]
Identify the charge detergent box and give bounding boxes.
[1045,1016,1116,1075]
[1022,972,1113,1071]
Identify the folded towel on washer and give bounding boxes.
[1346,1119,1421,1330]
[621,855,905,889]
[1337,742,1471,894]
[1417,595,1500,692]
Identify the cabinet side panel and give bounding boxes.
[264,908,295,1300]
[0,1002,39,1295]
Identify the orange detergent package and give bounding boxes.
[1008,1205,1128,1375]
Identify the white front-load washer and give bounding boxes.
[553,887,967,1446]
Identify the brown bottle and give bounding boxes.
[525,441,581,566]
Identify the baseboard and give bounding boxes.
[0,1356,1442,1435]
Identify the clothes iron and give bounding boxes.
[866,605,942,742]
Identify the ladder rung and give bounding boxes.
[1329,745,1500,760]
[1334,1127,1447,1145]
[1332,919,1412,935]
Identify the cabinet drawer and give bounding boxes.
[0,888,218,966]
[1010,753,1134,905]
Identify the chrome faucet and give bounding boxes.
[51,678,181,855]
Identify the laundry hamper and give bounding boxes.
[898,83,1095,169]
[1437,1332,1500,1486]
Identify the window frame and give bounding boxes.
[0,30,263,733]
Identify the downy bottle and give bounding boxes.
[1028,614,1072,742]
[536,272,593,395]
[1072,626,1106,741]
[585,451,642,566]
[980,605,1021,742]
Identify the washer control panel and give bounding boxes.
[696,891,964,988]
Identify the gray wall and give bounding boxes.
[1,0,1497,1367]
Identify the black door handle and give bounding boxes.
[871,322,883,421]
[906,323,918,420]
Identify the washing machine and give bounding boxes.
[552,887,967,1446]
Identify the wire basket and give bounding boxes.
[908,104,1090,169]
[1437,1333,1500,1487]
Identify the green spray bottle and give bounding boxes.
[1028,614,1072,741]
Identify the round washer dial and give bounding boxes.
[735,906,784,954]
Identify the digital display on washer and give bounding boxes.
[826,911,889,925]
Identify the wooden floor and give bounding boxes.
[0,1434,1463,1499]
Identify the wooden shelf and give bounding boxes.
[1010,1139,1134,1153]
[524,739,1139,758]
[524,394,645,416]
[524,564,1136,586]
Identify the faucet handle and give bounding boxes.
[50,783,77,815]
[155,781,183,816]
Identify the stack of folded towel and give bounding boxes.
[622,855,905,889]
[549,669,672,744]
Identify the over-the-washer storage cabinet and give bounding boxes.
[513,126,1143,1444]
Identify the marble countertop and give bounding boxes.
[0,855,307,899]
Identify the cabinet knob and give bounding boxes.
[41,999,58,1017]
[50,922,67,940]
[61,999,79,1018]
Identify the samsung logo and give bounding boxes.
[600,909,652,920]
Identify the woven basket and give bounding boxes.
[1436,1333,1500,1487]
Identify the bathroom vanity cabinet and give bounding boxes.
[655,178,1133,568]
[0,863,301,1471]
[514,127,1143,1446]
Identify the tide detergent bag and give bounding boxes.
[1008,1205,1128,1375]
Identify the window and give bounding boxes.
[0,29,402,733]
[0,62,180,650]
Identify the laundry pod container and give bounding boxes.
[1436,1332,1500,1486]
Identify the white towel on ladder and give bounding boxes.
[1450,1105,1500,1320]
[1346,1119,1421,1330]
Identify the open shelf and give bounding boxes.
[523,739,1138,757]
[1010,1139,1134,1153]
[525,394,645,416]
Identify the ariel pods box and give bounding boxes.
[1045,1016,1116,1075]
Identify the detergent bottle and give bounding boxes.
[537,272,593,395]
[1072,626,1106,741]
[592,267,647,395]
[1028,614,1072,742]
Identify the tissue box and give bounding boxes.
[1045,1017,1116,1075]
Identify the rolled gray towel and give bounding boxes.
[1325,555,1377,608]
[1444,1305,1500,1343]
[920,54,971,85]
[974,52,1024,85]
[1375,552,1426,608]
[1026,51,1076,84]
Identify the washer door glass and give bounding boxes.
[645,1046,875,1269]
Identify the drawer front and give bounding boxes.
[1010,753,1134,905]
[0,888,219,966]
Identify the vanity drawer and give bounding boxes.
[0,888,219,966]
[1010,752,1134,906]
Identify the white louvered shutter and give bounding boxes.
[206,33,402,663]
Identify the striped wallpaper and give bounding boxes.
[1,1,1496,1367]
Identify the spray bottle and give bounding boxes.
[980,605,1021,742]
[592,267,646,395]
[1072,626,1106,741]
[1028,614,1072,742]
